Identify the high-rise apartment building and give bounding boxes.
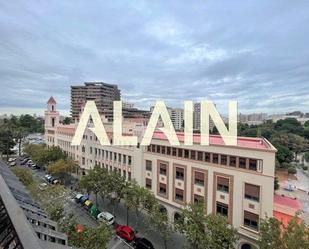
[193,103,215,131]
[71,82,121,121]
[150,106,184,131]
[170,108,184,130]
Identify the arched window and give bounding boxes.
[159,205,167,214]
[241,243,252,249]
[174,212,182,222]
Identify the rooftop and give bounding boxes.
[152,131,276,151]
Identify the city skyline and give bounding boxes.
[1,1,309,115]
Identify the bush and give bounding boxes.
[288,166,297,175]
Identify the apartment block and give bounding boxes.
[71,82,121,121]
[45,98,277,249]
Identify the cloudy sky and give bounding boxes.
[0,0,309,116]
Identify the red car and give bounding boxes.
[115,225,135,241]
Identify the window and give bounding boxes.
[123,170,126,178]
[146,160,152,171]
[229,156,236,167]
[212,154,219,164]
[197,151,203,161]
[166,147,171,155]
[194,171,205,186]
[160,163,167,175]
[178,149,183,157]
[216,202,228,217]
[118,153,121,163]
[204,152,211,162]
[147,146,151,152]
[146,178,152,189]
[128,156,132,165]
[190,150,196,160]
[151,144,156,152]
[172,148,177,156]
[217,177,229,193]
[123,155,126,164]
[82,157,85,165]
[244,211,259,231]
[128,172,131,181]
[90,147,93,154]
[220,155,227,165]
[194,194,204,203]
[249,159,257,171]
[245,184,260,202]
[159,183,167,195]
[161,146,166,154]
[82,146,85,153]
[239,157,247,169]
[184,149,189,158]
[175,167,184,180]
[114,153,117,161]
[175,188,184,202]
[156,145,161,153]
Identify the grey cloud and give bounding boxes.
[0,0,308,115]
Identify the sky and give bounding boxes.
[0,0,309,116]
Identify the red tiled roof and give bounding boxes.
[152,131,273,150]
[273,210,302,227]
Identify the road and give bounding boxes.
[32,168,185,249]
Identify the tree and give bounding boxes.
[47,203,64,222]
[274,177,279,190]
[259,217,284,249]
[259,216,309,249]
[0,127,15,160]
[175,202,207,249]
[62,117,72,125]
[176,202,238,249]
[48,159,77,185]
[11,167,34,186]
[147,205,173,249]
[79,224,112,249]
[204,214,238,249]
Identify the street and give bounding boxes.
[32,168,185,249]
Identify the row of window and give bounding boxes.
[81,146,132,165]
[146,161,261,203]
[147,144,262,172]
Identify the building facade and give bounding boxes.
[71,82,121,121]
[45,98,277,249]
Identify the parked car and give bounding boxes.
[116,225,135,241]
[133,238,154,249]
[80,195,89,205]
[8,158,15,162]
[52,179,59,184]
[75,194,84,203]
[84,200,93,210]
[9,161,16,167]
[39,183,48,190]
[21,158,29,165]
[97,211,115,225]
[47,176,54,183]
